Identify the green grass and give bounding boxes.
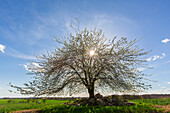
[0,98,169,113]
[129,98,170,105]
[0,99,69,113]
[41,104,164,113]
[40,98,169,113]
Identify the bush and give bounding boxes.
[30,99,38,103]
[42,97,47,103]
[7,100,15,103]
[19,100,27,103]
[27,98,31,103]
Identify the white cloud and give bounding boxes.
[137,67,146,71]
[148,88,170,94]
[153,55,160,61]
[146,57,152,62]
[23,62,46,73]
[146,53,166,61]
[0,87,2,90]
[0,44,6,53]
[7,48,36,60]
[162,53,166,56]
[157,84,161,86]
[65,19,75,34]
[11,54,36,60]
[24,62,39,71]
[162,38,170,43]
[0,10,59,47]
[23,64,29,71]
[161,87,166,88]
[147,89,162,94]
[65,14,138,41]
[165,88,170,92]
[168,82,170,84]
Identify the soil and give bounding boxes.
[153,105,170,113]
[65,93,133,106]
[0,105,6,108]
[11,109,41,113]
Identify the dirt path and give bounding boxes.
[11,109,41,113]
[0,105,6,108]
[153,105,170,113]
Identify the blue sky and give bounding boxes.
[0,0,170,97]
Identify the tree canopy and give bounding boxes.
[10,27,152,98]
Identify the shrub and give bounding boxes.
[31,99,35,103]
[7,100,15,103]
[42,97,47,103]
[27,98,31,103]
[31,99,38,103]
[19,100,27,103]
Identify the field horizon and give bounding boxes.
[1,94,170,100]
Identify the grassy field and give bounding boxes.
[130,98,170,105]
[0,98,169,113]
[41,104,165,113]
[0,99,69,113]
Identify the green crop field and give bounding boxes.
[41,104,164,113]
[130,98,170,105]
[0,99,69,113]
[0,98,169,113]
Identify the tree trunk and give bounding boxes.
[88,85,94,99]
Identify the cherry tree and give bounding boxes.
[10,27,152,99]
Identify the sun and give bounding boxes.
[89,50,95,56]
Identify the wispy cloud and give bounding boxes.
[65,14,138,40]
[137,67,147,71]
[7,48,36,60]
[167,61,170,63]
[65,19,75,34]
[146,57,152,62]
[148,88,170,94]
[0,44,6,53]
[0,11,60,47]
[146,53,166,61]
[162,38,170,43]
[23,62,37,71]
[168,82,170,84]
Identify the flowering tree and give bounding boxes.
[10,27,151,99]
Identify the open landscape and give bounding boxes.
[0,98,68,113]
[0,0,170,113]
[0,94,169,113]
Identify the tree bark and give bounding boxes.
[88,84,95,99]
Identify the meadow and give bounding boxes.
[0,98,169,113]
[0,99,69,113]
[130,98,170,105]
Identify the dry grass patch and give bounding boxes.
[11,109,40,113]
[153,105,170,113]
